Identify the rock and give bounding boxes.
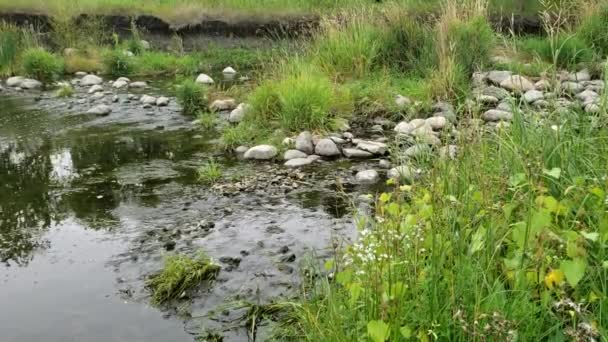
[482,109,513,122]
[140,95,157,105]
[355,170,379,184]
[235,146,249,154]
[284,149,308,160]
[487,70,512,85]
[81,74,103,86]
[356,141,387,155]
[229,103,250,123]
[585,103,600,114]
[196,73,214,84]
[342,148,373,159]
[379,159,391,169]
[156,97,170,106]
[329,136,346,144]
[315,139,341,157]
[142,104,152,109]
[163,240,176,251]
[395,95,412,109]
[576,89,599,102]
[129,81,147,88]
[91,92,105,99]
[523,90,544,103]
[88,84,104,94]
[295,131,314,154]
[284,158,313,168]
[112,79,128,88]
[282,138,294,146]
[112,95,119,103]
[343,132,354,140]
[535,79,551,91]
[223,66,237,74]
[370,124,383,133]
[561,81,584,94]
[472,72,487,87]
[140,40,151,50]
[568,69,591,82]
[439,145,458,160]
[6,76,24,87]
[394,121,415,134]
[496,102,513,112]
[244,145,278,160]
[500,75,534,93]
[74,71,87,77]
[87,104,112,116]
[388,165,416,182]
[425,116,447,130]
[404,144,432,159]
[476,95,499,105]
[532,100,550,109]
[478,86,511,100]
[20,79,41,89]
[210,99,237,112]
[307,155,321,161]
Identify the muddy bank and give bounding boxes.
[0,11,543,39]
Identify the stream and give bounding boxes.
[0,91,370,341]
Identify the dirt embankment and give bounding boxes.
[0,11,543,39]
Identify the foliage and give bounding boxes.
[198,158,222,184]
[519,35,594,69]
[102,49,134,77]
[175,80,208,115]
[279,105,608,341]
[221,121,269,150]
[56,83,74,97]
[21,48,63,83]
[0,22,38,76]
[447,16,494,74]
[147,252,220,305]
[63,48,104,73]
[576,3,608,57]
[50,15,108,50]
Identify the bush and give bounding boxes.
[21,48,63,83]
[103,50,134,77]
[519,35,594,68]
[249,65,352,132]
[448,16,494,74]
[175,80,208,115]
[577,4,608,57]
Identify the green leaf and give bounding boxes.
[367,320,390,342]
[324,260,334,271]
[543,167,562,179]
[470,226,486,254]
[349,282,362,307]
[560,258,587,288]
[509,173,527,187]
[400,326,413,339]
[379,193,391,203]
[581,232,599,242]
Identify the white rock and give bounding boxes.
[196,73,214,84]
[314,139,341,157]
[244,145,278,160]
[388,165,416,182]
[156,96,170,106]
[355,170,379,184]
[21,79,42,89]
[568,69,591,82]
[235,146,249,154]
[210,99,237,112]
[342,148,374,159]
[81,74,103,86]
[295,131,314,154]
[482,109,513,122]
[87,104,112,116]
[404,144,432,158]
[356,141,388,155]
[496,102,513,112]
[229,103,250,123]
[6,76,25,87]
[284,158,313,168]
[535,79,551,91]
[585,103,601,114]
[75,71,87,77]
[476,95,499,105]
[91,92,105,99]
[395,95,412,109]
[425,116,447,130]
[487,70,512,85]
[140,40,151,50]
[561,81,584,94]
[500,75,534,93]
[523,90,544,103]
[112,79,128,89]
[140,95,157,105]
[223,66,237,74]
[129,81,147,89]
[284,149,308,160]
[576,89,599,102]
[88,85,104,94]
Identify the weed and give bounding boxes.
[175,80,208,115]
[221,121,267,150]
[197,112,217,130]
[56,83,74,97]
[198,158,222,184]
[64,48,104,73]
[103,50,134,77]
[21,48,63,83]
[519,35,594,68]
[147,252,220,305]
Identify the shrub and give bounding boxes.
[249,66,352,132]
[577,4,608,57]
[519,35,594,68]
[147,252,219,305]
[21,48,64,83]
[103,50,134,77]
[175,79,208,115]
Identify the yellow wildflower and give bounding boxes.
[544,269,565,289]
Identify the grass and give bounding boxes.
[56,83,74,97]
[21,48,63,83]
[197,158,222,184]
[175,79,209,116]
[147,252,220,305]
[277,91,608,341]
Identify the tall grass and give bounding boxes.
[0,22,38,76]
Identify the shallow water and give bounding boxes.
[0,94,363,341]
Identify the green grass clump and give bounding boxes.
[103,49,134,77]
[249,65,352,131]
[221,121,268,150]
[147,252,220,305]
[519,35,594,69]
[577,4,608,58]
[56,83,74,97]
[448,16,494,74]
[175,80,208,115]
[279,103,608,341]
[198,158,222,184]
[21,48,63,83]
